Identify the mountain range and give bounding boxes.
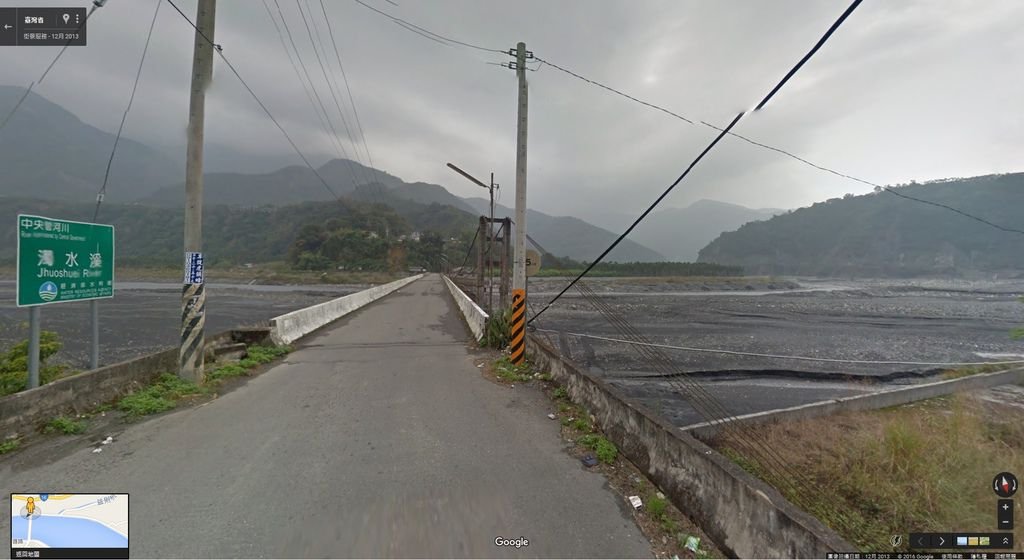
[699,173,1024,276]
[0,86,691,263]
[592,200,784,262]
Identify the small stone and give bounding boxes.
[92,448,102,453]
[547,413,556,420]
[656,491,665,500]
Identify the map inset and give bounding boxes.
[10,494,128,551]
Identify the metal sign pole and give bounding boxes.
[28,307,40,389]
[90,300,99,370]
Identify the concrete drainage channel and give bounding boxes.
[0,274,425,441]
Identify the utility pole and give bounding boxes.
[504,42,531,365]
[510,42,530,294]
[179,0,216,383]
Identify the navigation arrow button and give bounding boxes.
[931,533,953,549]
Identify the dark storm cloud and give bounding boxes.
[3,0,1020,228]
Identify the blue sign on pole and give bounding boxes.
[184,252,204,284]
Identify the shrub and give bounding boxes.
[0,331,70,397]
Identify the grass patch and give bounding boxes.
[0,438,20,454]
[493,356,533,382]
[572,417,591,432]
[552,386,568,400]
[118,373,206,417]
[207,344,291,383]
[578,434,618,464]
[43,416,86,435]
[713,393,1024,551]
[647,493,668,518]
[941,363,1009,379]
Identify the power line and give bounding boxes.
[274,0,365,189]
[351,0,505,54]
[261,0,355,185]
[166,0,341,201]
[536,49,1024,236]
[0,1,106,132]
[318,0,385,188]
[529,111,744,324]
[297,0,371,185]
[94,0,162,222]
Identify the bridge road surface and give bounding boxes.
[1,275,653,558]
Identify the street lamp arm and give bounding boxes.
[446,162,489,190]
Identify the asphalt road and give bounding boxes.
[0,275,652,558]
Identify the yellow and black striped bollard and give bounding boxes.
[509,289,526,365]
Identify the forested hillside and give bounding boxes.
[698,173,1024,277]
[0,196,475,268]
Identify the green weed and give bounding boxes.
[493,356,532,382]
[578,434,618,464]
[118,373,205,417]
[43,416,86,435]
[0,439,20,454]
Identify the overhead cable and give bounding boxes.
[166,0,342,201]
[94,0,162,221]
[529,0,864,324]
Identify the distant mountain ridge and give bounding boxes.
[0,85,179,202]
[462,198,665,263]
[593,200,783,262]
[698,173,1024,276]
[0,86,666,263]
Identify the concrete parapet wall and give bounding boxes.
[269,274,423,345]
[684,366,1024,439]
[0,328,270,439]
[442,275,489,341]
[526,334,853,558]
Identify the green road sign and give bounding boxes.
[17,214,115,307]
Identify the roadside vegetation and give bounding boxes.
[118,373,207,417]
[712,393,1024,551]
[119,344,293,418]
[492,355,533,383]
[0,438,20,454]
[0,331,73,397]
[481,309,511,349]
[539,370,718,557]
[42,416,86,435]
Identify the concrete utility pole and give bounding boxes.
[511,42,529,293]
[179,0,216,383]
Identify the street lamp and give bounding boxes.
[446,162,498,311]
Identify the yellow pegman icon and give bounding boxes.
[26,497,35,515]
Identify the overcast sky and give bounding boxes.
[3,0,1022,227]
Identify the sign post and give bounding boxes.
[17,214,115,386]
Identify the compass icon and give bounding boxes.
[993,472,1018,498]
